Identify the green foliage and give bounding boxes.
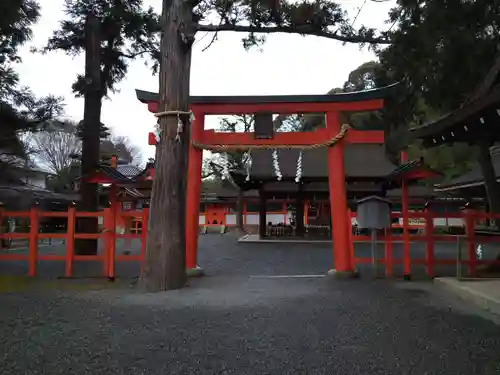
[374,0,500,184]
[207,115,254,178]
[378,0,500,113]
[0,0,64,183]
[0,0,40,63]
[76,120,110,140]
[41,0,160,96]
[194,0,391,48]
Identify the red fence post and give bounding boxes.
[107,206,116,280]
[465,209,476,277]
[347,211,355,268]
[65,204,76,277]
[28,203,39,277]
[102,207,110,276]
[140,205,149,273]
[424,209,435,278]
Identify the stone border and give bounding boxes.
[434,277,500,316]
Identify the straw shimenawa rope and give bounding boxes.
[153,110,350,151]
[154,110,192,118]
[191,124,351,151]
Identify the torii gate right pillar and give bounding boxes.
[326,111,355,277]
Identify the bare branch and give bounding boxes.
[197,24,390,44]
[202,31,220,52]
[101,135,143,166]
[27,124,82,174]
[119,49,156,59]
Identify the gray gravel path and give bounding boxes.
[1,235,500,374]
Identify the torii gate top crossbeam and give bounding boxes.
[135,83,397,115]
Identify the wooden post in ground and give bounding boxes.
[65,204,76,277]
[295,187,305,237]
[140,205,149,274]
[400,151,411,280]
[326,111,353,277]
[424,207,435,278]
[28,203,39,277]
[259,191,267,238]
[465,209,476,276]
[185,111,203,273]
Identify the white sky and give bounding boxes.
[17,0,395,160]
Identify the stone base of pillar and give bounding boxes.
[186,266,204,278]
[327,269,360,279]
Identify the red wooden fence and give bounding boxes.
[0,204,149,278]
[1,206,500,279]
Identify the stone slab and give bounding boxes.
[434,277,500,316]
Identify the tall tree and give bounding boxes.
[0,0,63,184]
[340,61,478,180]
[377,0,500,211]
[143,0,392,291]
[41,0,159,254]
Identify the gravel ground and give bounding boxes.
[1,235,500,374]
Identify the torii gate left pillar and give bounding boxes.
[142,91,389,277]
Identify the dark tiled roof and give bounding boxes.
[97,166,135,183]
[410,54,500,144]
[248,144,396,179]
[386,185,438,198]
[387,160,422,179]
[0,185,75,202]
[436,150,500,190]
[135,83,399,105]
[201,180,259,198]
[117,164,141,178]
[386,158,440,181]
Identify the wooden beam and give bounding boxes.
[147,99,384,115]
[148,129,384,146]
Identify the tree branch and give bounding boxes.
[119,49,155,59]
[197,24,391,44]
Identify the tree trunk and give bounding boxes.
[76,12,102,255]
[140,0,194,291]
[477,139,500,214]
[475,138,500,272]
[236,188,245,233]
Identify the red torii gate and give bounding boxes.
[136,86,395,277]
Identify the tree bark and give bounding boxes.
[475,138,500,272]
[76,12,102,255]
[477,139,500,214]
[140,0,194,291]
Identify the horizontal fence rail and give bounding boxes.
[0,205,149,278]
[1,206,500,279]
